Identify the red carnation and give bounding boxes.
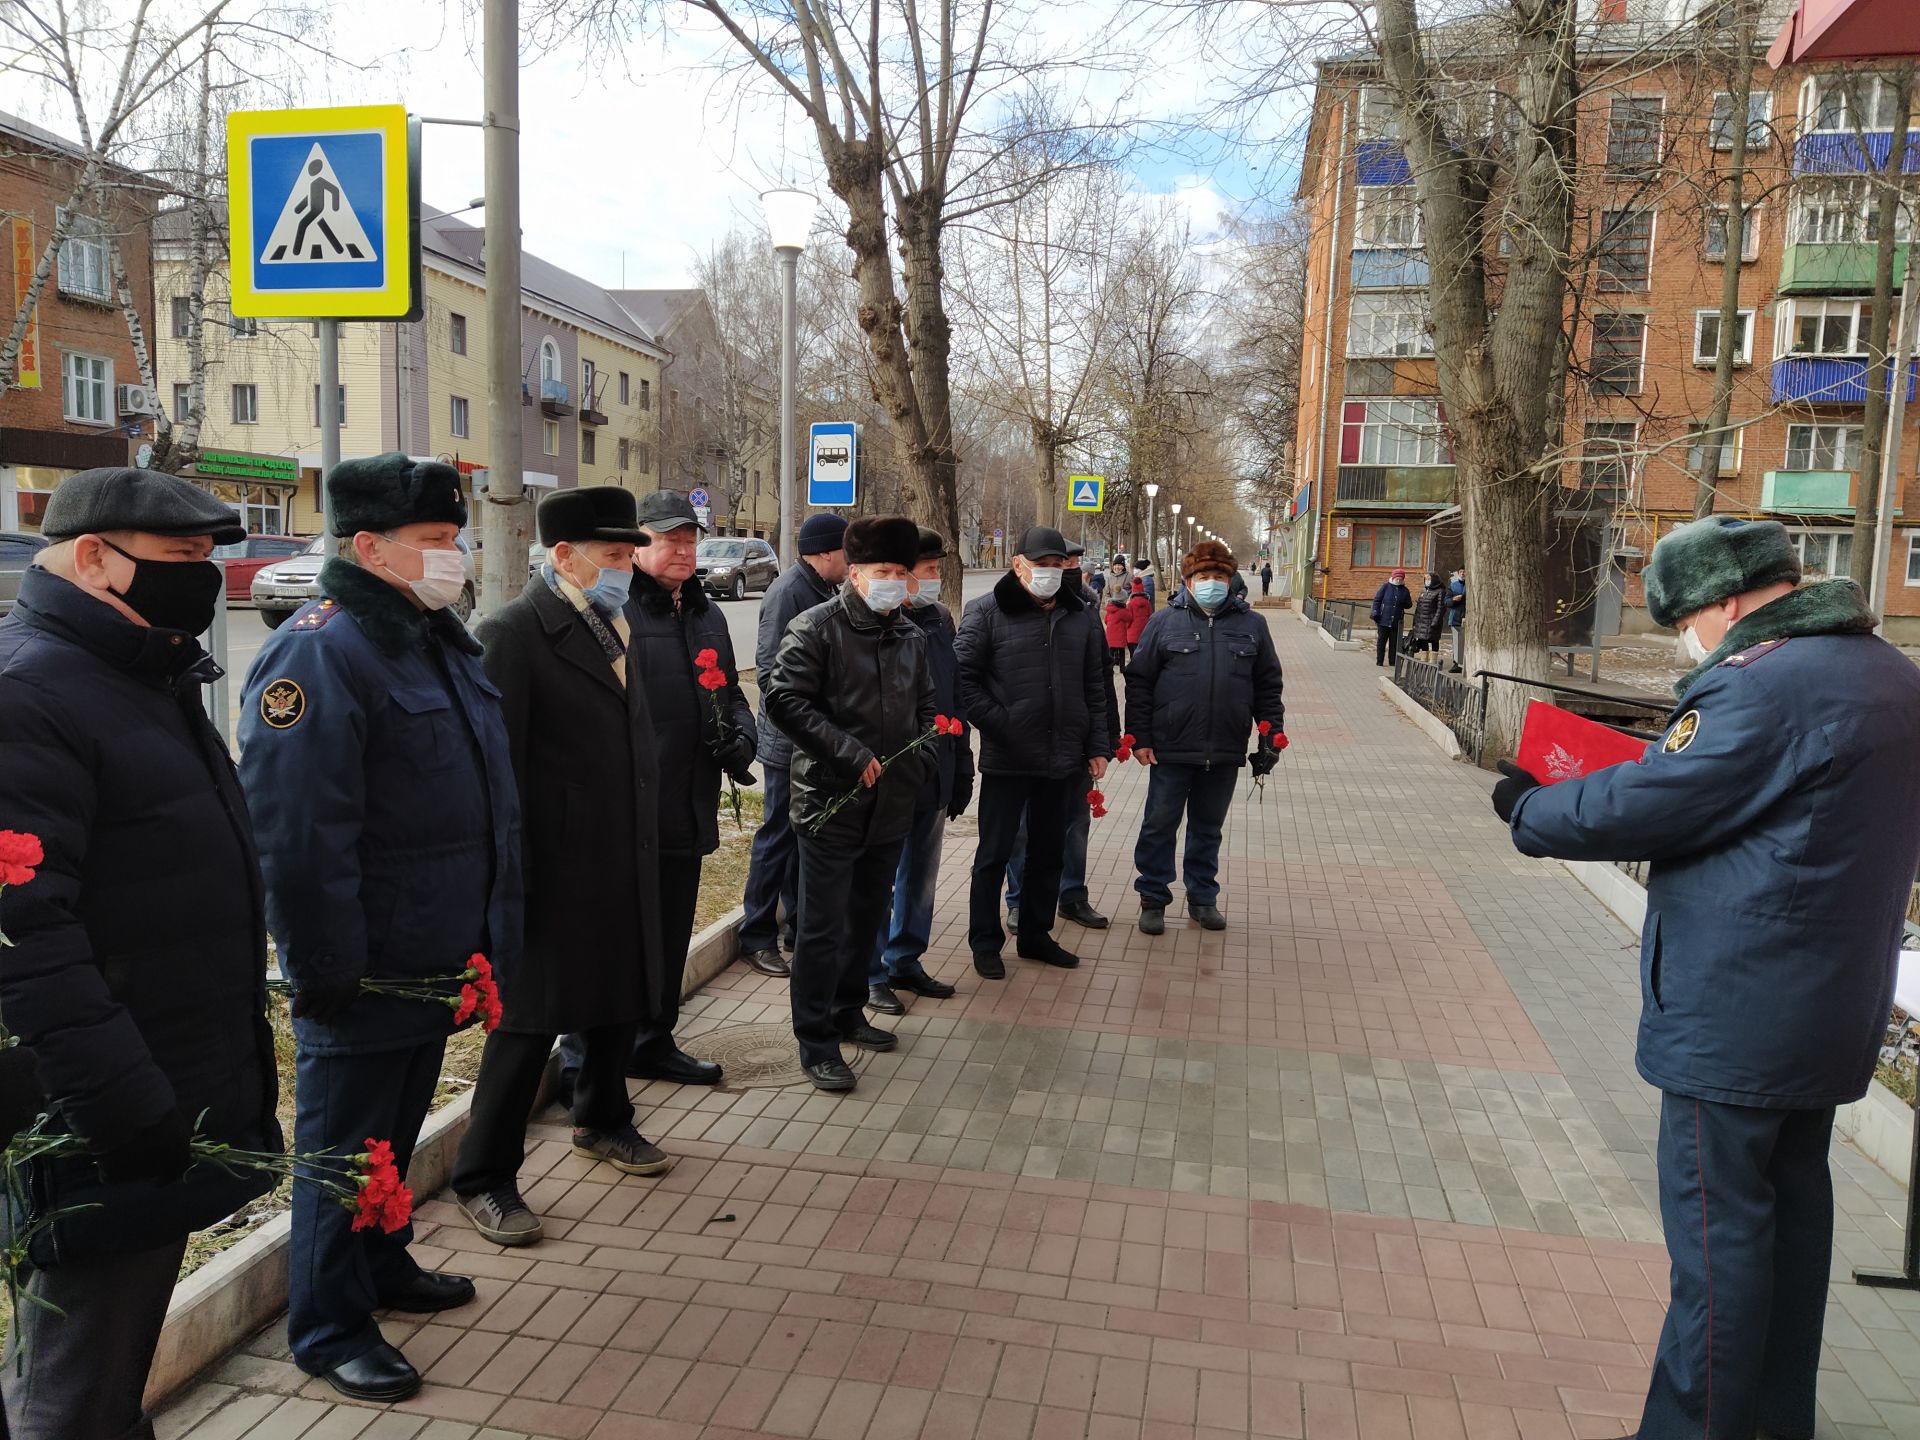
[468,954,492,982]
[1091,804,1108,818]
[0,830,42,888]
[1120,733,1136,748]
[694,648,719,669]
[1257,720,1272,735]
[1086,789,1104,806]
[454,984,480,1025]
[698,669,727,691]
[348,1139,414,1234]
[1274,732,1289,751]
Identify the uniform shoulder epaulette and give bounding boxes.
[1718,637,1789,668]
[291,598,344,632]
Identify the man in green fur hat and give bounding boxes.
[1490,516,1920,1440]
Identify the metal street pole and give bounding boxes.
[480,0,525,615]
[318,320,341,536]
[777,246,799,567]
[1870,239,1920,629]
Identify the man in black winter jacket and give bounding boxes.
[765,516,933,1092]
[957,526,1111,975]
[738,514,847,976]
[0,469,280,1440]
[1370,568,1414,666]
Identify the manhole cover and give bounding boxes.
[679,1023,810,1089]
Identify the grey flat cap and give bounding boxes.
[42,467,246,546]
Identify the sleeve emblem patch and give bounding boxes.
[1662,709,1700,754]
[260,679,307,730]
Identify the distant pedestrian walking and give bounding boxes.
[1259,561,1273,596]
[1408,572,1447,658]
[1124,579,1151,649]
[1369,568,1413,667]
[1103,584,1132,666]
[1446,569,1466,672]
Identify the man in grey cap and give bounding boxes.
[0,469,282,1439]
[1493,517,1920,1440]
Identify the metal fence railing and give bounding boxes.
[1302,595,1322,623]
[1392,655,1486,755]
[1321,599,1365,642]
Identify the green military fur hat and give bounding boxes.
[326,452,468,537]
[1644,517,1802,629]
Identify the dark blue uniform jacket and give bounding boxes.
[1125,590,1285,769]
[238,559,522,1057]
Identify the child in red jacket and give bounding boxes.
[1104,588,1131,665]
[1124,580,1152,649]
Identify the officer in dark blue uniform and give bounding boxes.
[1493,518,1920,1440]
[237,454,521,1403]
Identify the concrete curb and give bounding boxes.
[145,905,748,1406]
[1376,675,1462,759]
[1316,625,1365,652]
[1562,858,1648,932]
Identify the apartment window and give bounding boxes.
[1589,313,1646,395]
[617,438,630,471]
[581,358,596,403]
[231,383,258,424]
[1347,291,1433,357]
[1338,397,1451,467]
[230,315,258,338]
[540,339,560,384]
[618,371,630,404]
[1792,177,1911,244]
[1580,422,1637,493]
[1605,97,1664,177]
[1790,529,1854,577]
[1687,419,1743,473]
[1596,210,1654,290]
[582,428,596,465]
[1805,72,1907,134]
[751,467,762,494]
[1785,422,1862,470]
[635,442,652,473]
[450,395,470,439]
[311,384,347,426]
[449,312,467,355]
[1357,86,1400,141]
[542,419,559,456]
[171,296,194,337]
[1703,206,1760,262]
[1906,533,1920,585]
[1354,186,1422,248]
[1783,298,1874,356]
[62,351,111,423]
[55,211,111,302]
[1710,91,1773,151]
[1693,309,1754,365]
[638,378,651,411]
[172,383,191,421]
[1351,524,1425,570]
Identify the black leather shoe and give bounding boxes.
[1138,906,1165,936]
[742,948,790,977]
[320,1341,421,1403]
[845,1023,897,1052]
[973,951,1006,980]
[628,1049,723,1085]
[1017,939,1080,969]
[805,1059,857,1091]
[1060,898,1109,930]
[891,971,956,999]
[380,1270,476,1313]
[867,984,906,1015]
[1190,903,1227,931]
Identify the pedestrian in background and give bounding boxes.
[866,526,969,1016]
[0,471,281,1440]
[1104,580,1132,665]
[1447,568,1466,673]
[738,513,847,977]
[451,486,669,1255]
[1408,571,1448,659]
[1259,560,1273,597]
[1125,577,1152,649]
[1369,567,1413,667]
[1134,555,1156,607]
[240,454,520,1403]
[764,517,933,1092]
[1126,540,1284,934]
[1493,517,1920,1440]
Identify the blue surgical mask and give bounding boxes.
[909,577,942,607]
[864,578,909,613]
[585,566,632,612]
[1192,578,1229,610]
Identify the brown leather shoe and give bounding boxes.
[742,948,789,977]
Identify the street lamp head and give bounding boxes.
[1143,483,1160,499]
[1170,502,1182,516]
[760,188,819,253]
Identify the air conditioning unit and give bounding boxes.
[116,384,158,415]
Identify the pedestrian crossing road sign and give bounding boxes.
[1067,474,1105,513]
[227,105,422,320]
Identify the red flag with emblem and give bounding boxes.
[1515,700,1651,784]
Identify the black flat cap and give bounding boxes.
[328,452,466,537]
[636,489,705,533]
[43,467,245,546]
[538,485,648,546]
[1017,526,1069,562]
[844,515,920,568]
[916,526,947,561]
[1065,538,1086,558]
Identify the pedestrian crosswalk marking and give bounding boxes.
[260,144,374,263]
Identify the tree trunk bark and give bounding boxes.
[895,194,965,597]
[1854,65,1916,585]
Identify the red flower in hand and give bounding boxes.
[0,830,42,888]
[694,648,719,670]
[1120,733,1136,748]
[698,669,727,691]
[1091,804,1108,818]
[1256,720,1272,736]
[1274,732,1289,750]
[349,1138,414,1234]
[454,984,480,1025]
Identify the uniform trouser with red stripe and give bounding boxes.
[1639,1092,1836,1440]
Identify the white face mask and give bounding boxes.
[863,578,909,613]
[383,538,467,611]
[1679,624,1710,664]
[909,577,942,607]
[1025,566,1064,599]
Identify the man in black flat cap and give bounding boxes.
[239,453,521,1402]
[763,515,933,1091]
[450,484,677,1253]
[0,469,282,1440]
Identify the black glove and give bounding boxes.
[1248,748,1279,778]
[947,770,974,820]
[93,1105,194,1186]
[291,970,362,1024]
[1490,758,1542,823]
[709,722,757,783]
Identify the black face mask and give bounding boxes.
[101,539,223,636]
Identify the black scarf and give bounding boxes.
[1675,578,1877,699]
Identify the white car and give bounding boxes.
[253,535,476,626]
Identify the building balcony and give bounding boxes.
[1778,241,1907,293]
[539,378,574,417]
[1770,355,1918,405]
[1334,465,1455,508]
[1761,469,1853,514]
[580,404,609,427]
[1793,130,1920,177]
[1354,140,1410,187]
[1349,249,1429,289]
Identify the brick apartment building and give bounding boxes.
[1289,14,1920,639]
[1,111,158,533]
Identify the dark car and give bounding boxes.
[0,531,51,618]
[213,534,310,603]
[696,537,779,600]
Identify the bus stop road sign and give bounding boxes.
[809,422,858,507]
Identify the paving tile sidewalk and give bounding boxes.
[160,608,1920,1440]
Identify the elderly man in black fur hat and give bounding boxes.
[763,515,934,1092]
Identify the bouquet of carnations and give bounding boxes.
[806,715,964,836]
[696,648,747,831]
[267,953,503,1032]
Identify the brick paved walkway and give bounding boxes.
[159,608,1920,1440]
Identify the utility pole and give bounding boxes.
[480,0,526,614]
[319,321,341,537]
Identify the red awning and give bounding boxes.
[1770,0,1920,66]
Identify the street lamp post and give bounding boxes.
[1169,503,1182,576]
[761,188,819,567]
[1143,483,1159,583]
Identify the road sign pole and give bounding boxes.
[208,560,231,746]
[481,0,526,614]
[318,319,341,537]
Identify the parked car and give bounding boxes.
[696,537,778,600]
[0,531,50,618]
[252,536,476,627]
[214,534,311,603]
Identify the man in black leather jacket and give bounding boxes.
[763,516,934,1092]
